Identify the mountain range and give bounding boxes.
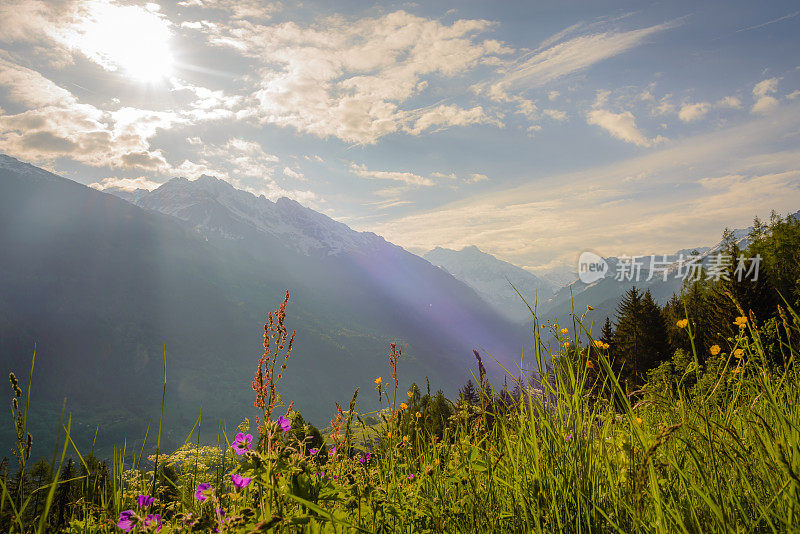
[424,246,555,324]
[0,155,528,457]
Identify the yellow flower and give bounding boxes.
[636,417,643,425]
[402,435,410,443]
[416,412,421,418]
[374,377,382,385]
[387,432,392,438]
[593,339,604,348]
[676,319,689,329]
[562,341,569,349]
[709,344,721,356]
[586,360,594,369]
[734,316,748,328]
[540,324,546,329]
[553,323,558,329]
[586,305,594,311]
[603,343,610,350]
[734,348,744,359]
[400,402,408,410]
[560,328,568,335]
[433,458,440,465]
[407,390,413,398]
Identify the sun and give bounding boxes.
[65,1,174,83]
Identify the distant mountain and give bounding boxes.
[0,155,528,457]
[424,246,555,323]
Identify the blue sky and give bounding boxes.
[1,0,799,273]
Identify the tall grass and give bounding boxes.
[2,296,800,532]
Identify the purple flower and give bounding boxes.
[118,510,136,532]
[277,416,291,432]
[309,448,319,456]
[216,507,226,517]
[195,482,213,501]
[407,474,415,480]
[565,434,573,443]
[329,446,336,456]
[357,456,365,464]
[137,494,154,509]
[143,513,162,532]
[230,473,252,490]
[232,433,253,455]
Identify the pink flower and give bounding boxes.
[230,473,252,490]
[143,513,162,532]
[232,433,253,455]
[277,416,291,432]
[118,510,136,532]
[137,494,154,508]
[195,483,213,501]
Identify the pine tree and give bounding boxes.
[459,379,478,406]
[612,287,669,384]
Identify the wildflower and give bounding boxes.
[386,432,392,439]
[676,319,689,329]
[603,343,610,350]
[137,495,154,509]
[562,342,569,349]
[277,415,291,432]
[734,348,744,359]
[593,340,604,348]
[636,417,643,425]
[416,412,421,418]
[560,328,569,335]
[734,316,748,328]
[710,345,721,356]
[587,305,594,311]
[407,474,415,480]
[540,324,546,329]
[586,360,594,369]
[565,434,572,443]
[195,483,213,502]
[400,402,408,410]
[407,390,413,398]
[374,377,382,385]
[403,435,410,443]
[434,458,440,465]
[143,514,162,532]
[329,446,337,456]
[309,448,319,456]
[118,510,136,532]
[232,433,253,455]
[231,473,252,490]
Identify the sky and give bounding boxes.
[1,0,799,275]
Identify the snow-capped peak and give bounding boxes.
[128,175,386,256]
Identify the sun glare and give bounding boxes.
[66,1,173,83]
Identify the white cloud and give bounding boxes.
[89,176,162,191]
[349,162,434,186]
[283,166,305,180]
[543,109,567,121]
[717,96,742,109]
[678,101,710,122]
[752,77,780,114]
[468,173,489,183]
[405,104,502,135]
[489,21,675,92]
[192,11,513,144]
[586,108,664,147]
